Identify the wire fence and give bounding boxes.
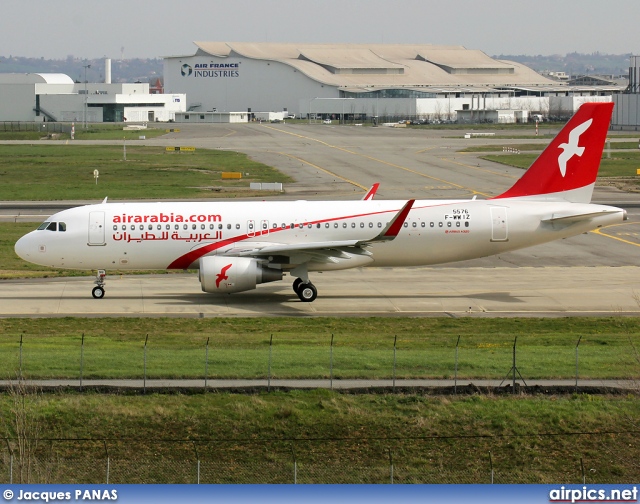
[0,122,72,134]
[2,332,639,387]
[1,434,636,484]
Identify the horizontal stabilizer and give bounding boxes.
[542,210,620,225]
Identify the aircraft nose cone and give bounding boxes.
[14,234,33,261]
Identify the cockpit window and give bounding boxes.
[37,221,66,231]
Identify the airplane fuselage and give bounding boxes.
[15,199,624,272]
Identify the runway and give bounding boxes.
[2,266,640,317]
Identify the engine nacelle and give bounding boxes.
[199,256,283,294]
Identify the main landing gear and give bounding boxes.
[292,277,317,302]
[92,269,106,299]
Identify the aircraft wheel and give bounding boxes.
[92,286,105,299]
[292,277,303,293]
[297,282,317,302]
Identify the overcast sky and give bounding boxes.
[2,0,639,60]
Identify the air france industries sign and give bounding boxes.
[181,62,240,78]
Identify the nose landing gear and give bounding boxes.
[92,269,106,299]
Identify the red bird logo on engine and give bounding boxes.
[216,263,232,288]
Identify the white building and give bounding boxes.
[164,42,620,122]
[0,71,186,123]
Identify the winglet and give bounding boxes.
[362,183,380,200]
[365,199,415,243]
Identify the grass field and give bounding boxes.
[0,144,292,200]
[0,317,638,380]
[0,389,638,483]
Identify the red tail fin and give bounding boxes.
[493,102,613,203]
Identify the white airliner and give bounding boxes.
[15,102,625,302]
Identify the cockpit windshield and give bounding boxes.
[36,221,66,232]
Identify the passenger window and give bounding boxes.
[421,222,425,228]
[343,223,347,228]
[351,223,356,228]
[369,222,373,228]
[166,224,171,230]
[465,222,469,228]
[218,224,223,230]
[183,224,188,230]
[325,223,329,228]
[456,222,460,227]
[113,225,118,231]
[131,225,135,231]
[403,223,408,228]
[157,225,162,230]
[47,222,57,231]
[175,225,179,230]
[236,224,240,229]
[360,223,364,228]
[430,222,434,227]
[148,225,153,230]
[122,225,126,231]
[447,222,452,227]
[316,223,321,229]
[412,222,417,228]
[439,222,443,227]
[378,222,382,228]
[227,224,231,230]
[263,223,268,229]
[272,223,277,229]
[334,223,338,228]
[200,224,205,230]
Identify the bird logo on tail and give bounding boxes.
[557,118,592,177]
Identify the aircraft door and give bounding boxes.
[247,220,255,237]
[490,207,508,242]
[88,211,106,245]
[261,220,269,236]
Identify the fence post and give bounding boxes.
[388,448,394,484]
[193,442,200,484]
[103,441,109,484]
[268,335,273,392]
[291,445,297,484]
[80,333,85,392]
[392,335,397,393]
[204,337,210,391]
[329,334,334,390]
[489,451,494,484]
[143,334,148,394]
[5,439,12,484]
[19,334,23,379]
[454,336,460,395]
[575,336,582,394]
[580,457,585,484]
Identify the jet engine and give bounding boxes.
[199,256,283,294]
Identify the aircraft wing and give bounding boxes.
[224,200,415,260]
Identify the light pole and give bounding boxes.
[83,63,91,129]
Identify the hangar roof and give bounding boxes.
[192,42,556,91]
[0,73,75,85]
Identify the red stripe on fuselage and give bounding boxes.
[166,202,430,269]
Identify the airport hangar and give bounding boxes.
[163,42,620,123]
[0,59,186,124]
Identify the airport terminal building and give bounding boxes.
[163,42,619,122]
